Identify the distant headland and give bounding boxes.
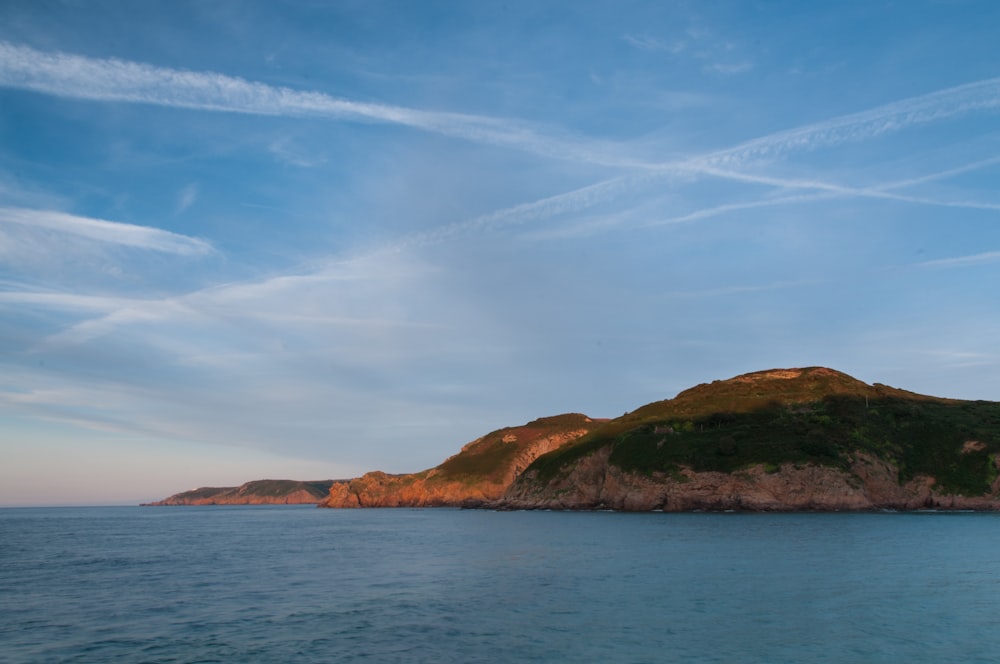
[143,479,335,505]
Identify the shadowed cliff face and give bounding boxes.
[500,451,1000,512]
[318,414,604,507]
[145,480,335,505]
[498,367,1000,511]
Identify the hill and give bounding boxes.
[500,367,1000,510]
[144,479,336,505]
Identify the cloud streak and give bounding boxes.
[4,40,1000,177]
[0,41,454,125]
[175,183,198,214]
[0,41,625,167]
[464,74,1000,231]
[27,248,441,348]
[0,207,213,255]
[917,250,1000,268]
[5,41,999,362]
[391,175,651,250]
[660,279,825,299]
[0,291,147,312]
[695,76,1000,169]
[623,34,685,54]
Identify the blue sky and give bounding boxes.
[2,1,999,506]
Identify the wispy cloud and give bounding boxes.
[643,192,838,228]
[175,183,198,214]
[696,76,1000,168]
[624,27,753,78]
[0,41,445,125]
[30,248,439,348]
[623,33,686,54]
[38,296,199,346]
[694,164,1000,212]
[392,174,651,249]
[0,41,625,167]
[383,144,1000,252]
[1,246,490,455]
[0,291,146,312]
[0,206,213,255]
[267,137,327,168]
[5,40,1000,177]
[705,61,753,75]
[5,41,1000,354]
[917,250,1000,268]
[429,146,1000,248]
[412,68,1000,242]
[498,75,1000,214]
[873,155,1000,191]
[661,279,824,299]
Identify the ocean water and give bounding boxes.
[2,507,1000,663]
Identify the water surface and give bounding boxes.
[2,507,999,662]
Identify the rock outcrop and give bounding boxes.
[497,451,1000,511]
[318,414,603,507]
[145,479,335,505]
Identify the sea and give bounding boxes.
[2,507,1000,663]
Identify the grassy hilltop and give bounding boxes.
[509,367,1000,509]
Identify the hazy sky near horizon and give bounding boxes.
[2,1,1000,505]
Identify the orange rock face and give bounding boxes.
[322,471,500,508]
[318,414,602,508]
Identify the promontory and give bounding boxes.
[319,367,1000,511]
[145,479,335,505]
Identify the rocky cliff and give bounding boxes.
[498,449,1000,511]
[318,414,603,507]
[494,368,1000,511]
[145,479,335,505]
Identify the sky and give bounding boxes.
[2,1,999,506]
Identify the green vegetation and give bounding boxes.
[150,479,336,504]
[526,368,1000,496]
[238,480,334,498]
[436,437,521,481]
[170,486,232,500]
[435,413,597,482]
